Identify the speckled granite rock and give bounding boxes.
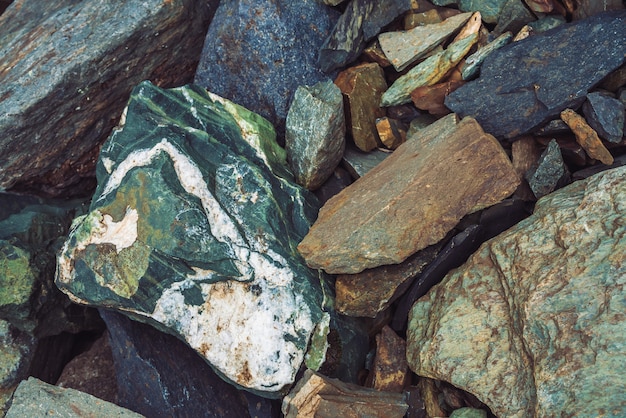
[55,81,330,398]
[407,166,626,417]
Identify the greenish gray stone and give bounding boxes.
[56,81,331,398]
[0,319,36,414]
[493,0,536,36]
[407,166,626,417]
[525,139,570,199]
[381,34,477,107]
[449,407,488,418]
[582,92,625,143]
[528,14,566,33]
[461,31,512,80]
[286,80,346,190]
[5,377,143,418]
[430,0,508,24]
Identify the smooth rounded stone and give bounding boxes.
[582,91,625,143]
[56,81,329,397]
[194,0,338,140]
[406,166,626,417]
[286,80,346,190]
[298,114,520,274]
[5,377,143,418]
[446,11,626,139]
[0,0,215,197]
[525,138,570,199]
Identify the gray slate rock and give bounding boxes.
[430,0,508,24]
[286,80,346,190]
[582,92,625,143]
[100,309,252,417]
[445,11,626,139]
[194,0,338,140]
[5,377,143,418]
[525,139,570,199]
[0,0,216,197]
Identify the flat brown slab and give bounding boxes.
[298,114,520,274]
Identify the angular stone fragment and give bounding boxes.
[335,243,441,317]
[282,369,408,418]
[194,0,338,139]
[378,12,472,72]
[376,117,407,149]
[493,0,536,35]
[341,143,389,179]
[286,80,346,190]
[511,136,541,200]
[560,108,614,165]
[461,31,512,80]
[381,33,477,106]
[430,0,507,23]
[365,326,410,392]
[99,309,251,417]
[0,320,36,414]
[362,0,414,41]
[298,114,519,274]
[335,63,387,151]
[446,11,626,139]
[411,80,465,115]
[0,0,215,197]
[406,166,626,417]
[572,0,624,20]
[5,377,143,418]
[524,139,570,198]
[55,81,328,397]
[582,92,625,143]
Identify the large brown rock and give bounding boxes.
[406,166,626,417]
[0,0,216,197]
[298,114,519,274]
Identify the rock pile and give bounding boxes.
[0,0,625,416]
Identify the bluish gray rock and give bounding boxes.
[582,92,625,143]
[445,11,626,139]
[194,0,338,140]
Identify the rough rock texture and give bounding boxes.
[335,63,387,151]
[525,138,569,199]
[194,0,338,140]
[298,114,519,274]
[5,377,143,418]
[445,11,626,139]
[378,12,472,72]
[430,0,508,23]
[407,166,626,417]
[100,309,251,417]
[561,108,614,165]
[0,319,36,414]
[55,81,329,397]
[286,80,346,190]
[0,0,216,197]
[582,91,625,143]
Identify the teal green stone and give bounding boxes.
[56,81,330,397]
[430,0,508,23]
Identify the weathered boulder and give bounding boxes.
[0,0,216,197]
[194,0,338,139]
[286,80,346,190]
[55,81,330,397]
[407,166,626,417]
[5,377,143,418]
[298,114,519,274]
[445,11,626,139]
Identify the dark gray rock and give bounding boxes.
[445,11,626,140]
[0,0,216,197]
[582,92,625,143]
[492,0,536,36]
[525,139,570,199]
[194,0,338,140]
[100,309,252,418]
[430,0,508,24]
